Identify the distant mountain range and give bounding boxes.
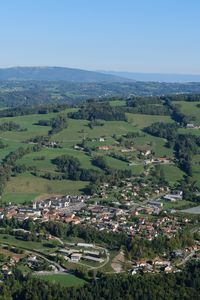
[0,67,131,82]
[101,71,200,83]
[1,67,200,83]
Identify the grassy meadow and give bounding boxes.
[35,274,86,287]
[0,101,198,204]
[173,101,200,124]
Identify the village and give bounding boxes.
[0,182,199,280]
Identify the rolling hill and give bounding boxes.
[0,67,130,82]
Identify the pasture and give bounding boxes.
[0,101,197,205]
[173,101,200,124]
[35,274,86,287]
[2,173,87,204]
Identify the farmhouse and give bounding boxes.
[70,253,82,262]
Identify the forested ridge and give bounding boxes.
[0,261,199,300]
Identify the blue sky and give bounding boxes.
[1,0,200,73]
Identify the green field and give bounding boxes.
[163,200,194,210]
[110,100,126,107]
[173,101,200,124]
[17,147,98,171]
[133,134,174,158]
[0,234,58,253]
[35,274,86,287]
[0,101,197,204]
[160,164,184,184]
[0,140,25,161]
[53,119,140,146]
[2,173,87,204]
[178,128,200,136]
[126,113,173,129]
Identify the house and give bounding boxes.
[140,150,151,156]
[186,123,195,129]
[131,268,138,275]
[147,201,163,208]
[137,260,147,267]
[70,253,82,262]
[163,192,183,202]
[77,242,94,248]
[28,255,37,262]
[153,258,170,266]
[164,266,173,273]
[99,137,105,142]
[98,146,112,150]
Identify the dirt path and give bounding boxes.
[111,251,125,273]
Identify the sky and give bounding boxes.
[1,0,200,74]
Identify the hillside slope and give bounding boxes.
[0,67,130,82]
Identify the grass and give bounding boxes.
[0,234,57,252]
[163,200,194,210]
[2,192,39,204]
[178,128,200,136]
[126,113,173,129]
[173,101,200,124]
[0,107,196,202]
[0,108,75,143]
[17,147,98,171]
[35,274,86,287]
[3,173,88,204]
[105,156,129,170]
[110,100,126,107]
[0,140,26,161]
[98,250,118,273]
[133,134,174,158]
[53,119,139,146]
[0,113,54,142]
[160,164,184,184]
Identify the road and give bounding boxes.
[176,251,195,267]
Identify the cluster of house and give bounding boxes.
[0,195,90,223]
[98,180,172,203]
[0,245,23,279]
[131,257,173,275]
[131,245,200,275]
[72,204,191,242]
[0,187,185,240]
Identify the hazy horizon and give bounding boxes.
[1,66,200,77]
[1,0,200,74]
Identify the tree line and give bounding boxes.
[68,102,127,121]
[0,260,199,299]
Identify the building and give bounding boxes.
[70,253,82,262]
